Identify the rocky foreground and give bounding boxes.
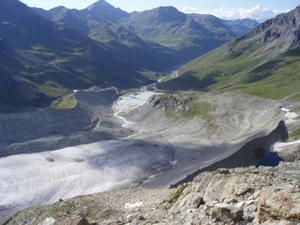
[3,159,300,225]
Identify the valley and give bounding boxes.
[0,0,258,111]
[1,84,299,221]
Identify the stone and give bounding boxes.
[40,217,56,225]
[217,169,230,174]
[191,194,205,208]
[244,203,257,220]
[236,187,254,196]
[235,201,245,208]
[71,217,98,225]
[256,187,300,223]
[211,203,244,222]
[260,220,296,225]
[252,191,260,199]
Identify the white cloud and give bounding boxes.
[181,5,289,22]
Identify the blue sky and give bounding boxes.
[21,0,300,21]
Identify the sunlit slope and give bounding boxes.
[161,6,300,100]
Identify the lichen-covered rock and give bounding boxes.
[152,161,300,225]
[256,187,300,224]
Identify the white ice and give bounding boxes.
[280,107,290,112]
[273,139,300,152]
[280,107,299,125]
[113,91,156,128]
[169,160,178,166]
[285,112,299,125]
[114,91,156,114]
[0,140,170,216]
[125,201,144,209]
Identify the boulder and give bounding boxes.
[256,187,300,223]
[71,217,98,225]
[211,203,244,222]
[191,194,205,209]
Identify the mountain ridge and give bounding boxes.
[32,2,258,78]
[160,6,300,100]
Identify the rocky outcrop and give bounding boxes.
[256,187,300,223]
[211,203,244,223]
[250,6,300,49]
[3,161,300,225]
[139,161,300,225]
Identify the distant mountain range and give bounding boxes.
[33,1,258,69]
[160,6,300,100]
[0,0,260,111]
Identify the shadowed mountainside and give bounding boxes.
[0,0,151,111]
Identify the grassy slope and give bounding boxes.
[291,127,300,138]
[176,40,300,100]
[158,94,216,120]
[50,94,77,109]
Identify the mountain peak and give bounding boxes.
[50,5,69,14]
[155,6,182,16]
[83,0,129,21]
[157,6,178,12]
[149,6,186,23]
[51,6,68,11]
[86,0,112,10]
[52,5,68,10]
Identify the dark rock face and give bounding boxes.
[252,6,300,47]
